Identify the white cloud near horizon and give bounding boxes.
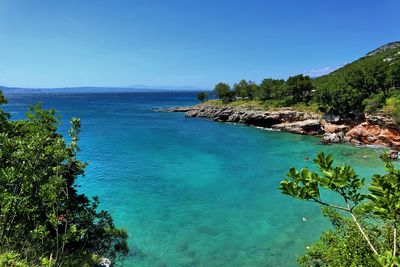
[303,64,345,78]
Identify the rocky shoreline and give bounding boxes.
[159,104,400,158]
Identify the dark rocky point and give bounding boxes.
[159,103,400,150]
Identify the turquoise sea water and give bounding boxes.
[4,92,386,266]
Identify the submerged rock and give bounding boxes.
[97,257,112,267]
[389,150,399,160]
[155,106,198,112]
[322,132,344,144]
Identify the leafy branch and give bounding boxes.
[279,152,400,266]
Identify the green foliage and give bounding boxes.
[213,75,314,107]
[284,74,314,105]
[0,92,6,105]
[363,92,386,114]
[0,91,128,266]
[376,251,400,267]
[297,207,380,267]
[233,80,257,100]
[368,159,400,220]
[387,62,400,89]
[385,97,400,124]
[280,152,365,206]
[197,91,209,102]
[314,46,400,115]
[0,92,10,132]
[210,45,400,120]
[214,82,234,103]
[279,152,400,266]
[257,78,285,101]
[314,78,366,115]
[0,252,29,267]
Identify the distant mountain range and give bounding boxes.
[0,85,210,95]
[3,41,399,96]
[127,84,208,91]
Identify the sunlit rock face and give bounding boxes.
[344,115,400,149]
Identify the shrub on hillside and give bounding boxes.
[385,97,400,124]
[363,92,386,114]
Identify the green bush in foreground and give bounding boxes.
[297,207,380,266]
[280,153,400,266]
[0,252,29,267]
[0,91,128,266]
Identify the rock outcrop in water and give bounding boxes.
[163,104,400,152]
[97,257,112,267]
[154,106,197,112]
[185,105,322,135]
[344,115,400,149]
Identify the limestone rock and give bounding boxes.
[159,103,400,149]
[156,106,198,112]
[97,257,112,267]
[389,150,399,160]
[322,132,344,144]
[367,41,400,56]
[344,122,400,149]
[271,120,323,135]
[185,105,320,130]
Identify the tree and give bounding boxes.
[279,152,400,266]
[385,97,400,128]
[0,91,128,266]
[257,78,285,101]
[387,62,400,89]
[363,92,386,114]
[214,82,234,103]
[233,80,257,100]
[197,92,209,102]
[314,78,366,115]
[285,74,314,104]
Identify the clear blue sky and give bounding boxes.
[0,0,399,89]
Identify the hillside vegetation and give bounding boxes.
[314,42,400,116]
[205,41,400,121]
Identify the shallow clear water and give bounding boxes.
[4,92,386,266]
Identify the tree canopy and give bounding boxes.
[0,91,128,266]
[313,46,400,115]
[214,82,234,103]
[197,91,209,102]
[233,80,257,100]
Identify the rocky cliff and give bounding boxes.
[162,104,400,154]
[164,104,323,135]
[366,41,400,56]
[344,115,400,150]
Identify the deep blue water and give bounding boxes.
[4,92,386,266]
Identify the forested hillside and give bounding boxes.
[207,42,400,121]
[314,42,400,115]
